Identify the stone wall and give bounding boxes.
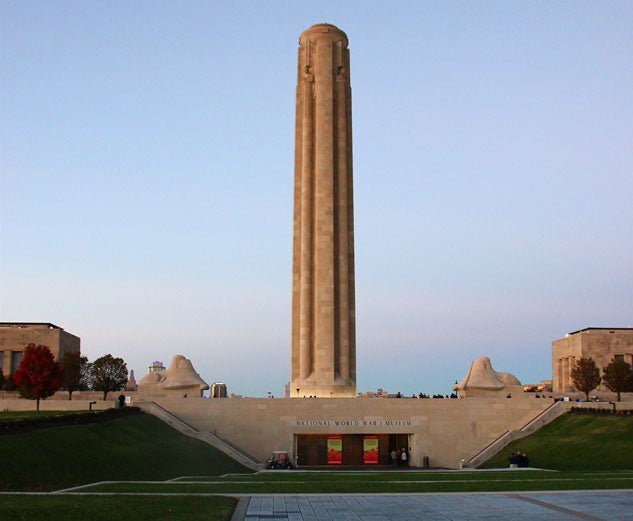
[147,396,552,469]
[0,397,113,412]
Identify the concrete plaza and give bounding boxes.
[235,490,633,521]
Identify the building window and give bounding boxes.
[11,351,23,375]
[614,354,624,362]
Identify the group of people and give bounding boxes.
[390,448,408,467]
[508,452,530,468]
[393,392,459,399]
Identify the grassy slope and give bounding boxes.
[480,413,633,470]
[0,412,251,491]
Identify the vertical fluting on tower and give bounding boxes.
[291,24,356,397]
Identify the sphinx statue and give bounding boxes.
[454,356,521,397]
[138,355,209,397]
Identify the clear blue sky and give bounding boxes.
[1,1,632,397]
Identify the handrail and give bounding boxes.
[147,401,200,432]
[138,401,262,468]
[518,401,561,432]
[466,401,569,467]
[206,431,260,464]
[465,430,510,464]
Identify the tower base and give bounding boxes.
[290,376,356,398]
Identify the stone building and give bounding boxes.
[0,322,80,377]
[211,382,227,398]
[552,327,633,393]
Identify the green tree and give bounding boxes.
[571,357,601,401]
[12,344,63,412]
[61,352,90,400]
[90,354,128,400]
[602,358,633,402]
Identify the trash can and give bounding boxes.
[423,456,430,469]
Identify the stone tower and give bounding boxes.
[290,24,356,398]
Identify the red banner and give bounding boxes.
[363,435,379,464]
[327,435,343,465]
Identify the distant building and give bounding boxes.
[147,361,166,373]
[552,327,633,393]
[126,369,138,391]
[522,380,552,393]
[360,388,389,398]
[0,322,80,377]
[211,382,227,398]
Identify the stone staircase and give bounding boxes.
[137,400,263,471]
[464,400,572,468]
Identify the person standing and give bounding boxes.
[390,449,398,467]
[400,448,408,467]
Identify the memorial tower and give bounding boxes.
[290,24,356,397]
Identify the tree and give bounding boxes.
[61,352,89,400]
[570,357,601,401]
[3,372,17,391]
[90,354,128,400]
[602,358,633,402]
[12,344,63,413]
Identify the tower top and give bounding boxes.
[299,24,348,47]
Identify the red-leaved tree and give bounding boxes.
[12,344,63,413]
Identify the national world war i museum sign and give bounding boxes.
[290,24,356,398]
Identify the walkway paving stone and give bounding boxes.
[241,491,633,521]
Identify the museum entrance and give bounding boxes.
[295,434,410,467]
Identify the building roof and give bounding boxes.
[0,322,65,330]
[568,327,633,335]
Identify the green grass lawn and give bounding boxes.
[2,470,632,521]
[79,469,633,494]
[480,413,633,470]
[0,495,236,521]
[0,411,250,492]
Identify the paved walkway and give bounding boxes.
[235,491,633,521]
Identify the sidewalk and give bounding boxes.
[234,490,633,521]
